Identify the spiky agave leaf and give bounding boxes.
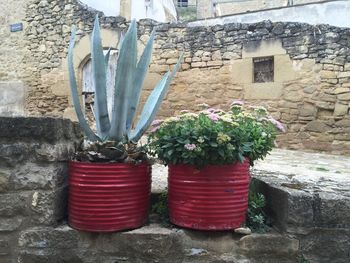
[108,20,138,141]
[126,29,156,133]
[67,26,100,142]
[130,53,184,142]
[91,15,110,139]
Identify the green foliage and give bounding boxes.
[298,255,311,263]
[177,6,197,22]
[247,190,267,233]
[148,103,284,168]
[246,180,268,232]
[151,192,169,224]
[68,16,182,144]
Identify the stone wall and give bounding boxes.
[147,21,350,155]
[0,117,81,262]
[0,117,348,262]
[0,0,349,154]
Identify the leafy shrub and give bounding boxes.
[148,101,284,168]
[247,191,267,232]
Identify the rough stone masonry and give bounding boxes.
[0,0,350,155]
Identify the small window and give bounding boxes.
[253,56,274,83]
[178,0,188,7]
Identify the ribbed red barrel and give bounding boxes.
[168,160,250,230]
[68,161,151,232]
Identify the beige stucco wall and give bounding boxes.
[0,0,31,116]
[213,0,330,17]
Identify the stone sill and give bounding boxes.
[17,223,299,263]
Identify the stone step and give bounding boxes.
[16,224,299,263]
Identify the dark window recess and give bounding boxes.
[178,0,188,7]
[253,56,274,83]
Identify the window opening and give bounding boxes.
[253,56,274,83]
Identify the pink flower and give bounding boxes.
[151,126,161,133]
[268,117,286,132]
[230,100,244,106]
[208,113,220,122]
[184,144,196,151]
[151,119,163,127]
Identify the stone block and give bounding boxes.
[18,250,83,263]
[320,70,336,79]
[191,62,206,68]
[18,226,78,249]
[334,103,348,116]
[9,163,68,190]
[303,86,317,94]
[333,87,350,94]
[0,192,32,217]
[315,101,334,110]
[337,92,350,100]
[238,234,299,256]
[337,71,350,78]
[335,119,350,127]
[30,188,68,226]
[0,218,22,232]
[244,83,283,100]
[0,239,9,256]
[207,60,223,67]
[284,91,303,102]
[305,120,331,132]
[0,143,31,167]
[0,117,81,144]
[315,193,350,228]
[299,105,316,117]
[300,228,350,263]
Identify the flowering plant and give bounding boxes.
[147,101,285,168]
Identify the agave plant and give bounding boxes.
[68,16,182,155]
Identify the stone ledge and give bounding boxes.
[0,117,82,144]
[17,224,299,263]
[251,150,350,232]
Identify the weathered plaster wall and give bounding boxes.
[193,0,350,28]
[0,0,31,116]
[0,0,349,154]
[214,0,328,16]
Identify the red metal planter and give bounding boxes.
[168,160,250,230]
[68,161,151,232]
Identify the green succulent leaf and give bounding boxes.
[91,15,110,138]
[126,29,156,133]
[67,25,100,142]
[109,20,138,141]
